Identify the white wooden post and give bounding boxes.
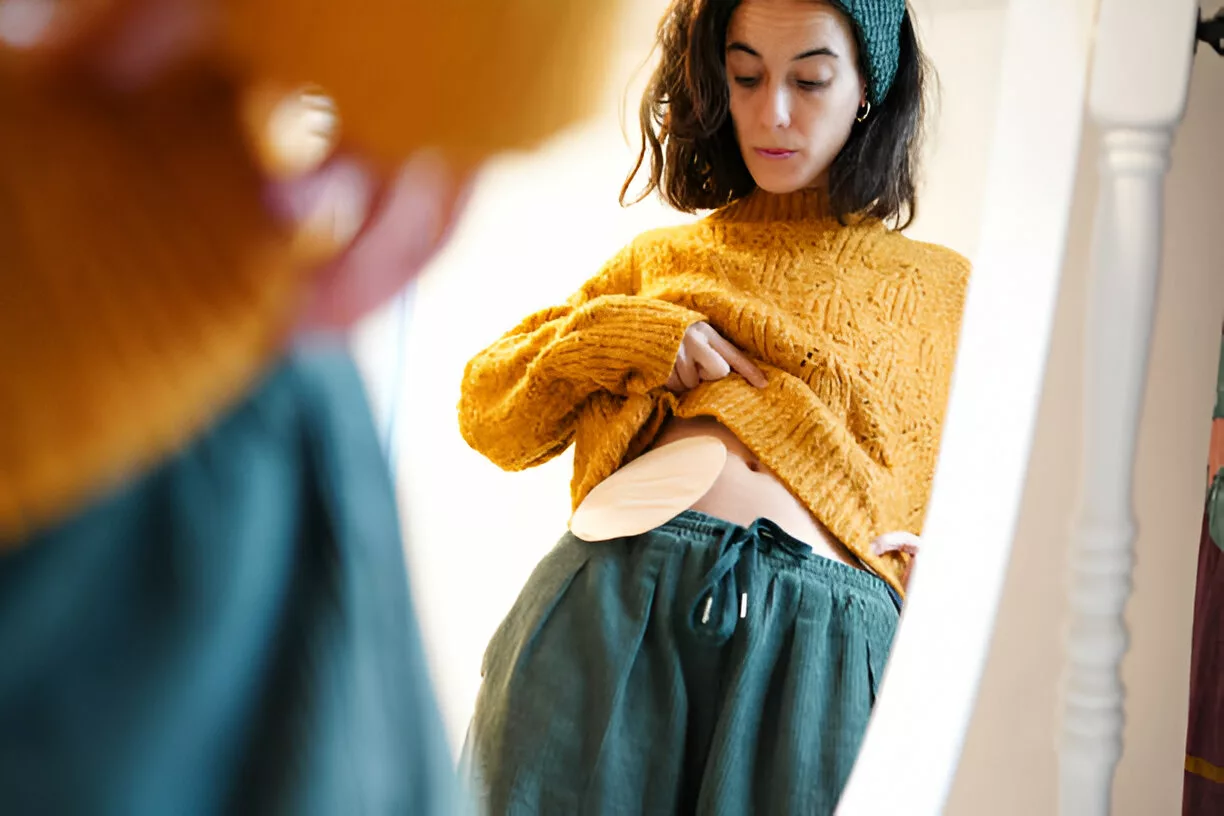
[1058,2,1198,814]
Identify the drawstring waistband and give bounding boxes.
[680,515,903,644]
[687,518,812,643]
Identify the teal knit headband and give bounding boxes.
[829,0,908,105]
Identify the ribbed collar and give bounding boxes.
[710,187,833,223]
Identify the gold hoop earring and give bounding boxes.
[856,100,872,123]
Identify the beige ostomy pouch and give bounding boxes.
[569,436,728,542]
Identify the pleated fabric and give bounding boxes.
[465,510,899,816]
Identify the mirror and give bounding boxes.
[2,0,1115,812]
[347,0,1071,812]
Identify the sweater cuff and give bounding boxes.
[561,295,706,394]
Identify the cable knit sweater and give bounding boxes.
[458,188,970,594]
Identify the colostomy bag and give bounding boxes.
[569,436,728,542]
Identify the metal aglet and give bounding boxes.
[701,596,714,625]
[740,593,748,619]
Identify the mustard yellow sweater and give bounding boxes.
[1,0,619,542]
[458,189,970,593]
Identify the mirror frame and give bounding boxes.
[836,0,1098,811]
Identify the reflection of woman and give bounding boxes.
[460,0,969,812]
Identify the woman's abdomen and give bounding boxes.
[645,417,859,568]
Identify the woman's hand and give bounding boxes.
[871,531,920,591]
[1,0,473,332]
[666,322,768,393]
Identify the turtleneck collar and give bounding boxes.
[710,186,833,223]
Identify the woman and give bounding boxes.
[0,0,619,813]
[459,0,969,813]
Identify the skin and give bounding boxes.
[725,0,866,194]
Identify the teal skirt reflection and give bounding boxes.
[465,511,898,816]
[0,345,454,815]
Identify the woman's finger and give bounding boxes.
[871,531,921,557]
[296,151,459,329]
[677,342,701,390]
[667,343,696,392]
[244,84,342,181]
[704,330,767,388]
[690,336,732,381]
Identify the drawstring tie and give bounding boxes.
[687,518,812,643]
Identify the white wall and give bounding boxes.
[945,44,1224,816]
[378,0,690,751]
[353,0,1012,757]
[905,3,1007,257]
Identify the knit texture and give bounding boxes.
[458,188,970,594]
[220,0,620,170]
[831,0,908,104]
[0,0,619,542]
[0,75,298,545]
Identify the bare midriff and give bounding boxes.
[645,416,860,569]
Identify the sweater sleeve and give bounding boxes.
[457,243,707,471]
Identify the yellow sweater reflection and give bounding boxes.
[459,187,971,593]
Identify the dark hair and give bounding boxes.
[621,0,931,229]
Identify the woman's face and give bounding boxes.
[725,0,866,194]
